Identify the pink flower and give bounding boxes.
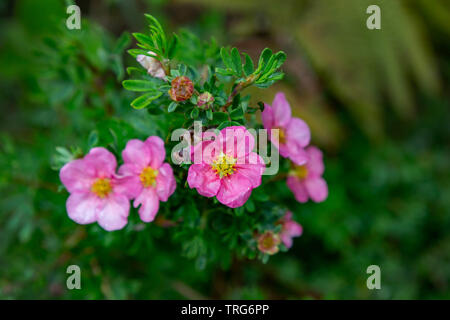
[59,147,130,231]
[136,51,166,79]
[262,92,311,165]
[278,211,303,248]
[257,231,281,255]
[118,136,176,223]
[187,126,265,208]
[287,146,328,203]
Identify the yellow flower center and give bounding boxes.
[275,127,286,144]
[262,235,275,249]
[140,167,158,188]
[211,153,236,178]
[293,165,308,180]
[91,178,112,198]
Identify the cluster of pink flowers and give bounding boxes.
[60,136,176,231]
[59,91,327,255]
[262,92,328,203]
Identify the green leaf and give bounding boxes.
[217,121,241,130]
[114,32,131,54]
[220,47,232,68]
[215,67,234,76]
[231,47,242,76]
[132,33,155,49]
[168,101,178,112]
[274,51,287,69]
[245,199,255,212]
[206,109,213,120]
[243,53,254,76]
[87,130,99,148]
[122,80,156,92]
[255,48,273,73]
[131,92,162,109]
[190,108,199,119]
[211,112,229,124]
[126,67,147,76]
[168,34,178,59]
[127,48,152,58]
[230,106,244,120]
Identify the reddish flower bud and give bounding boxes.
[169,76,194,102]
[197,92,214,109]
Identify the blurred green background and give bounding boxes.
[1,0,449,299]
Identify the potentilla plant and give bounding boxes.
[57,14,328,265]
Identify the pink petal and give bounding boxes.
[145,136,166,169]
[187,164,221,197]
[285,221,303,237]
[285,117,311,149]
[156,163,176,201]
[281,234,293,248]
[122,139,151,171]
[216,173,252,207]
[235,153,265,188]
[272,92,292,127]
[60,159,96,193]
[200,139,222,165]
[284,211,293,221]
[134,187,159,222]
[66,192,101,224]
[261,104,274,130]
[114,175,142,199]
[305,177,328,202]
[287,176,309,203]
[84,147,117,178]
[221,126,255,159]
[287,147,309,166]
[223,188,252,208]
[277,142,290,158]
[96,194,130,231]
[118,163,140,176]
[306,146,325,176]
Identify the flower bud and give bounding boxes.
[168,76,194,102]
[257,231,281,255]
[136,51,166,79]
[197,92,214,109]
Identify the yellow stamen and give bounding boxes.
[293,165,308,180]
[275,127,286,144]
[91,178,112,198]
[262,235,275,249]
[140,167,158,187]
[211,153,236,178]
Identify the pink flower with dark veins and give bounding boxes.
[118,136,176,223]
[187,126,265,208]
[287,146,328,203]
[59,147,130,231]
[262,92,311,165]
